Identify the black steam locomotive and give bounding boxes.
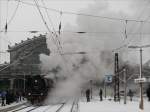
[25,75,53,104]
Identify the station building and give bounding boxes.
[0,34,50,91]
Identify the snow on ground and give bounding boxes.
[31,105,61,112]
[0,100,26,110]
[8,97,150,112]
[7,105,27,112]
[80,99,150,112]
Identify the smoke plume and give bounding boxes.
[40,0,150,103]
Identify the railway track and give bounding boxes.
[26,106,40,112]
[10,105,31,112]
[55,103,66,112]
[70,98,79,112]
[9,105,40,112]
[43,99,79,112]
[9,99,79,112]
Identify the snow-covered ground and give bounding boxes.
[8,97,150,112]
[0,100,26,110]
[80,100,150,112]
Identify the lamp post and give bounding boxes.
[128,44,150,112]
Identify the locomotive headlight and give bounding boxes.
[41,93,43,96]
[28,93,31,95]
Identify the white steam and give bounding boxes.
[40,0,150,103]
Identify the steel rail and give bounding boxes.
[26,106,40,112]
[43,102,67,112]
[70,98,79,112]
[55,103,66,112]
[11,105,31,112]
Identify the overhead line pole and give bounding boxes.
[139,48,144,111]
[114,53,120,102]
[128,44,150,112]
[123,68,127,104]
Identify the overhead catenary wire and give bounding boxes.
[1,0,20,32]
[0,0,149,73]
[112,20,128,52]
[33,0,67,54]
[1,0,150,42]
[33,0,61,51]
[5,0,9,33]
[127,0,150,35]
[1,0,150,45]
[121,0,150,48]
[1,0,149,42]
[13,0,150,24]
[0,0,20,45]
[111,0,150,53]
[41,0,58,36]
[41,0,62,49]
[33,0,73,76]
[12,0,150,54]
[7,0,20,27]
[34,0,71,63]
[2,30,150,36]
[34,0,95,78]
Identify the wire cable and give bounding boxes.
[14,0,150,24]
[41,0,58,36]
[111,0,150,53]
[13,0,150,54]
[33,0,61,51]
[0,0,20,45]
[41,0,62,49]
[5,0,9,33]
[3,29,150,36]
[1,0,20,32]
[34,0,63,52]
[34,0,72,75]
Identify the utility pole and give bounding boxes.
[139,48,144,111]
[114,53,120,101]
[123,68,127,104]
[90,80,92,99]
[128,45,150,112]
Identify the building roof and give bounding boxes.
[8,34,46,52]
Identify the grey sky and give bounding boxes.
[1,0,150,64]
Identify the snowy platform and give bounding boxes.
[0,101,27,112]
[80,99,150,112]
[8,98,150,112]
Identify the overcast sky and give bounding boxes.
[1,0,150,64]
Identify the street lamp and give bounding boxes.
[128,44,150,112]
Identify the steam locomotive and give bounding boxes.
[25,75,53,104]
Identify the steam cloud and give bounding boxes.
[40,0,150,103]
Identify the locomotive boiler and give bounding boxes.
[25,75,53,104]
